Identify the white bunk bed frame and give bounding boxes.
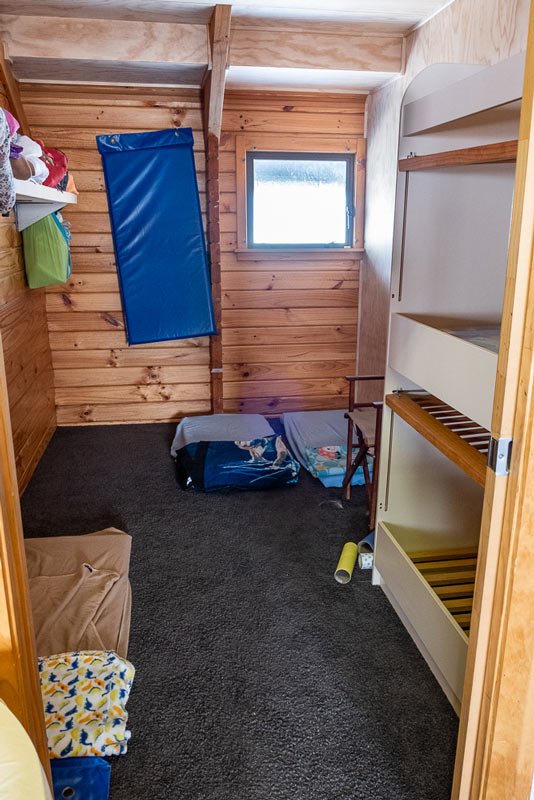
[373,52,525,714]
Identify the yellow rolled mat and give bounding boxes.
[334,541,358,584]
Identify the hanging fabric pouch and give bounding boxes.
[51,757,111,800]
[22,211,72,288]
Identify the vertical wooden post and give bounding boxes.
[0,335,50,782]
[0,42,30,135]
[206,133,224,413]
[204,4,231,414]
[452,4,534,798]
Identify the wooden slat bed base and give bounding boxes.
[408,546,477,634]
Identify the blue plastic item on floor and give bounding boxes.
[51,757,111,800]
[96,128,216,345]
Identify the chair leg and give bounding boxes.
[369,405,383,531]
[362,454,372,505]
[344,419,354,500]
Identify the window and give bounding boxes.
[235,134,365,257]
[246,152,355,248]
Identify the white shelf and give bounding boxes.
[13,178,77,231]
[401,51,525,137]
[388,313,499,430]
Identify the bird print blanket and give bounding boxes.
[39,650,135,758]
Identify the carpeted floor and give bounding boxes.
[21,423,458,800]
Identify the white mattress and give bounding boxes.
[282,410,347,467]
[170,414,275,457]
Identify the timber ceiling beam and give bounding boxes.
[229,27,403,73]
[0,14,209,82]
[0,13,402,86]
[205,4,232,139]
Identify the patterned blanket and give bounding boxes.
[39,650,134,758]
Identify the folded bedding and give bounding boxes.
[305,445,371,488]
[171,413,275,455]
[39,650,134,758]
[175,434,300,491]
[25,528,132,659]
[283,410,369,487]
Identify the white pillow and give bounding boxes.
[0,699,52,800]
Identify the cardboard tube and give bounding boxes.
[335,542,358,584]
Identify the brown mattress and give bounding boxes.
[25,527,132,659]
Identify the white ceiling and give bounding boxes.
[2,1,455,32]
[226,66,394,93]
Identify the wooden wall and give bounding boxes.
[219,90,364,415]
[20,85,364,423]
[358,0,531,399]
[0,80,55,491]
[21,83,212,425]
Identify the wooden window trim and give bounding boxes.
[235,133,365,260]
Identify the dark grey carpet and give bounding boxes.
[21,423,458,800]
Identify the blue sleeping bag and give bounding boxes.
[174,434,300,492]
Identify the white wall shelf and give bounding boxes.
[13,178,77,231]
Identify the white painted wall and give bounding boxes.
[357,0,531,397]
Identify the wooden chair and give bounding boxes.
[342,375,384,530]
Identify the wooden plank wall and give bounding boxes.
[19,85,363,423]
[219,90,364,414]
[0,79,55,491]
[21,83,212,425]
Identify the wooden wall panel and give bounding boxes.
[0,79,55,491]
[220,90,364,415]
[21,84,211,425]
[359,0,531,401]
[20,85,364,423]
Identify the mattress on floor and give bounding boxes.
[171,414,300,492]
[282,410,369,487]
[25,528,132,659]
[282,410,347,467]
[170,413,275,456]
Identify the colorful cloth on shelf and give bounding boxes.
[39,650,135,759]
[0,110,15,214]
[305,445,372,488]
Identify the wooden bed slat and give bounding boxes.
[433,583,476,599]
[408,547,478,562]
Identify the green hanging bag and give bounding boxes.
[22,211,72,289]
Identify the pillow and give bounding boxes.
[175,433,300,492]
[39,651,135,758]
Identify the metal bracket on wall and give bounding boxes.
[14,201,67,231]
[487,436,513,476]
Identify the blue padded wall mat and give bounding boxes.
[97,128,216,345]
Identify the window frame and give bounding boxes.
[245,150,355,250]
[235,133,366,260]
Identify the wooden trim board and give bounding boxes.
[398,140,518,172]
[0,334,50,781]
[385,392,489,487]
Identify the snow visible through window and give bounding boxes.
[250,157,349,246]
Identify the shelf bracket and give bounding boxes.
[14,201,67,232]
[487,436,512,476]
